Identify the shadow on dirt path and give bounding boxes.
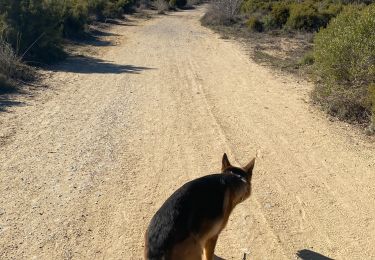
[50,56,154,74]
[297,249,334,260]
[0,86,25,112]
[0,97,24,112]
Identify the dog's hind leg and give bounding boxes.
[170,235,203,260]
[204,235,218,260]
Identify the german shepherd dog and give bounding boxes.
[145,153,255,260]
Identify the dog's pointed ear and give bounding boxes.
[222,153,232,172]
[243,158,256,180]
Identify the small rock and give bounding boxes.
[264,203,272,209]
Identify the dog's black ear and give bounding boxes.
[243,158,255,180]
[222,153,232,172]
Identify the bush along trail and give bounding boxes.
[0,0,200,93]
[0,0,137,92]
[313,5,375,132]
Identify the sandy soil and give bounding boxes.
[1,6,375,260]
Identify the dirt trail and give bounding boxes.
[1,6,375,260]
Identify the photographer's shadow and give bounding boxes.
[297,249,334,260]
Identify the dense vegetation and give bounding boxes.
[313,4,375,130]
[0,0,196,93]
[202,0,375,132]
[0,0,137,91]
[242,0,346,32]
[0,0,136,63]
[203,0,372,30]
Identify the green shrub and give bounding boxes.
[299,51,315,66]
[88,0,107,20]
[88,0,126,20]
[62,0,89,38]
[321,3,343,17]
[261,14,274,31]
[176,0,187,8]
[246,17,263,32]
[270,1,290,28]
[103,1,125,18]
[369,84,375,132]
[241,0,272,14]
[0,0,136,63]
[313,4,375,122]
[241,0,343,32]
[169,0,177,8]
[261,2,290,31]
[169,0,186,8]
[0,0,66,63]
[0,73,15,92]
[117,0,135,13]
[287,2,329,31]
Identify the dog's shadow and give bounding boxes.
[297,249,334,260]
[214,249,333,260]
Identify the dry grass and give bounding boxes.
[0,40,20,80]
[203,23,314,75]
[201,0,243,26]
[0,39,35,92]
[154,0,169,14]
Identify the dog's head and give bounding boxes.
[221,153,255,203]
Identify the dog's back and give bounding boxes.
[145,154,255,260]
